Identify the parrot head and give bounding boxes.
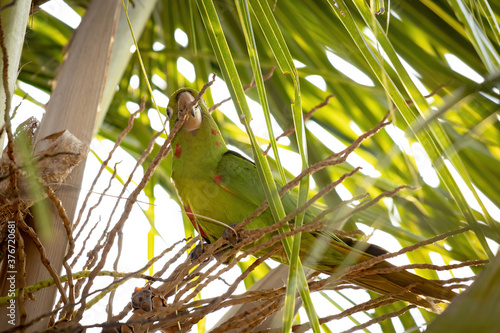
[166,88,208,133]
[166,87,227,171]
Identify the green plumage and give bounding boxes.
[168,88,456,310]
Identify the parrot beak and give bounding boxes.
[178,91,203,132]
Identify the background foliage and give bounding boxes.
[11,0,500,331]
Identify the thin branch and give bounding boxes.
[208,67,276,112]
[344,227,472,277]
[341,305,416,333]
[264,94,335,155]
[46,188,76,318]
[72,76,217,323]
[73,97,147,231]
[16,218,69,304]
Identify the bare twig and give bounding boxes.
[72,76,217,324]
[239,168,362,236]
[46,188,76,318]
[263,94,335,155]
[345,259,488,281]
[234,112,392,235]
[209,67,276,112]
[213,299,282,333]
[73,97,147,231]
[4,71,470,333]
[344,227,472,277]
[341,305,416,333]
[16,218,69,304]
[0,0,16,12]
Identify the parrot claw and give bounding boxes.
[222,223,241,245]
[190,242,211,263]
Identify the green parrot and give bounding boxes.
[167,87,456,310]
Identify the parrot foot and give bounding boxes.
[190,242,211,262]
[222,223,241,245]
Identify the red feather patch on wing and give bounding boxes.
[213,175,236,195]
[184,205,208,239]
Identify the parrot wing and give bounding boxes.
[215,150,267,206]
[216,150,457,308]
[215,150,299,215]
[216,151,347,244]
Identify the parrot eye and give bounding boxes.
[166,107,173,119]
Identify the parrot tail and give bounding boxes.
[318,234,457,312]
[351,266,456,312]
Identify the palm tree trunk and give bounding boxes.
[0,0,34,328]
[0,0,32,148]
[0,0,121,330]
